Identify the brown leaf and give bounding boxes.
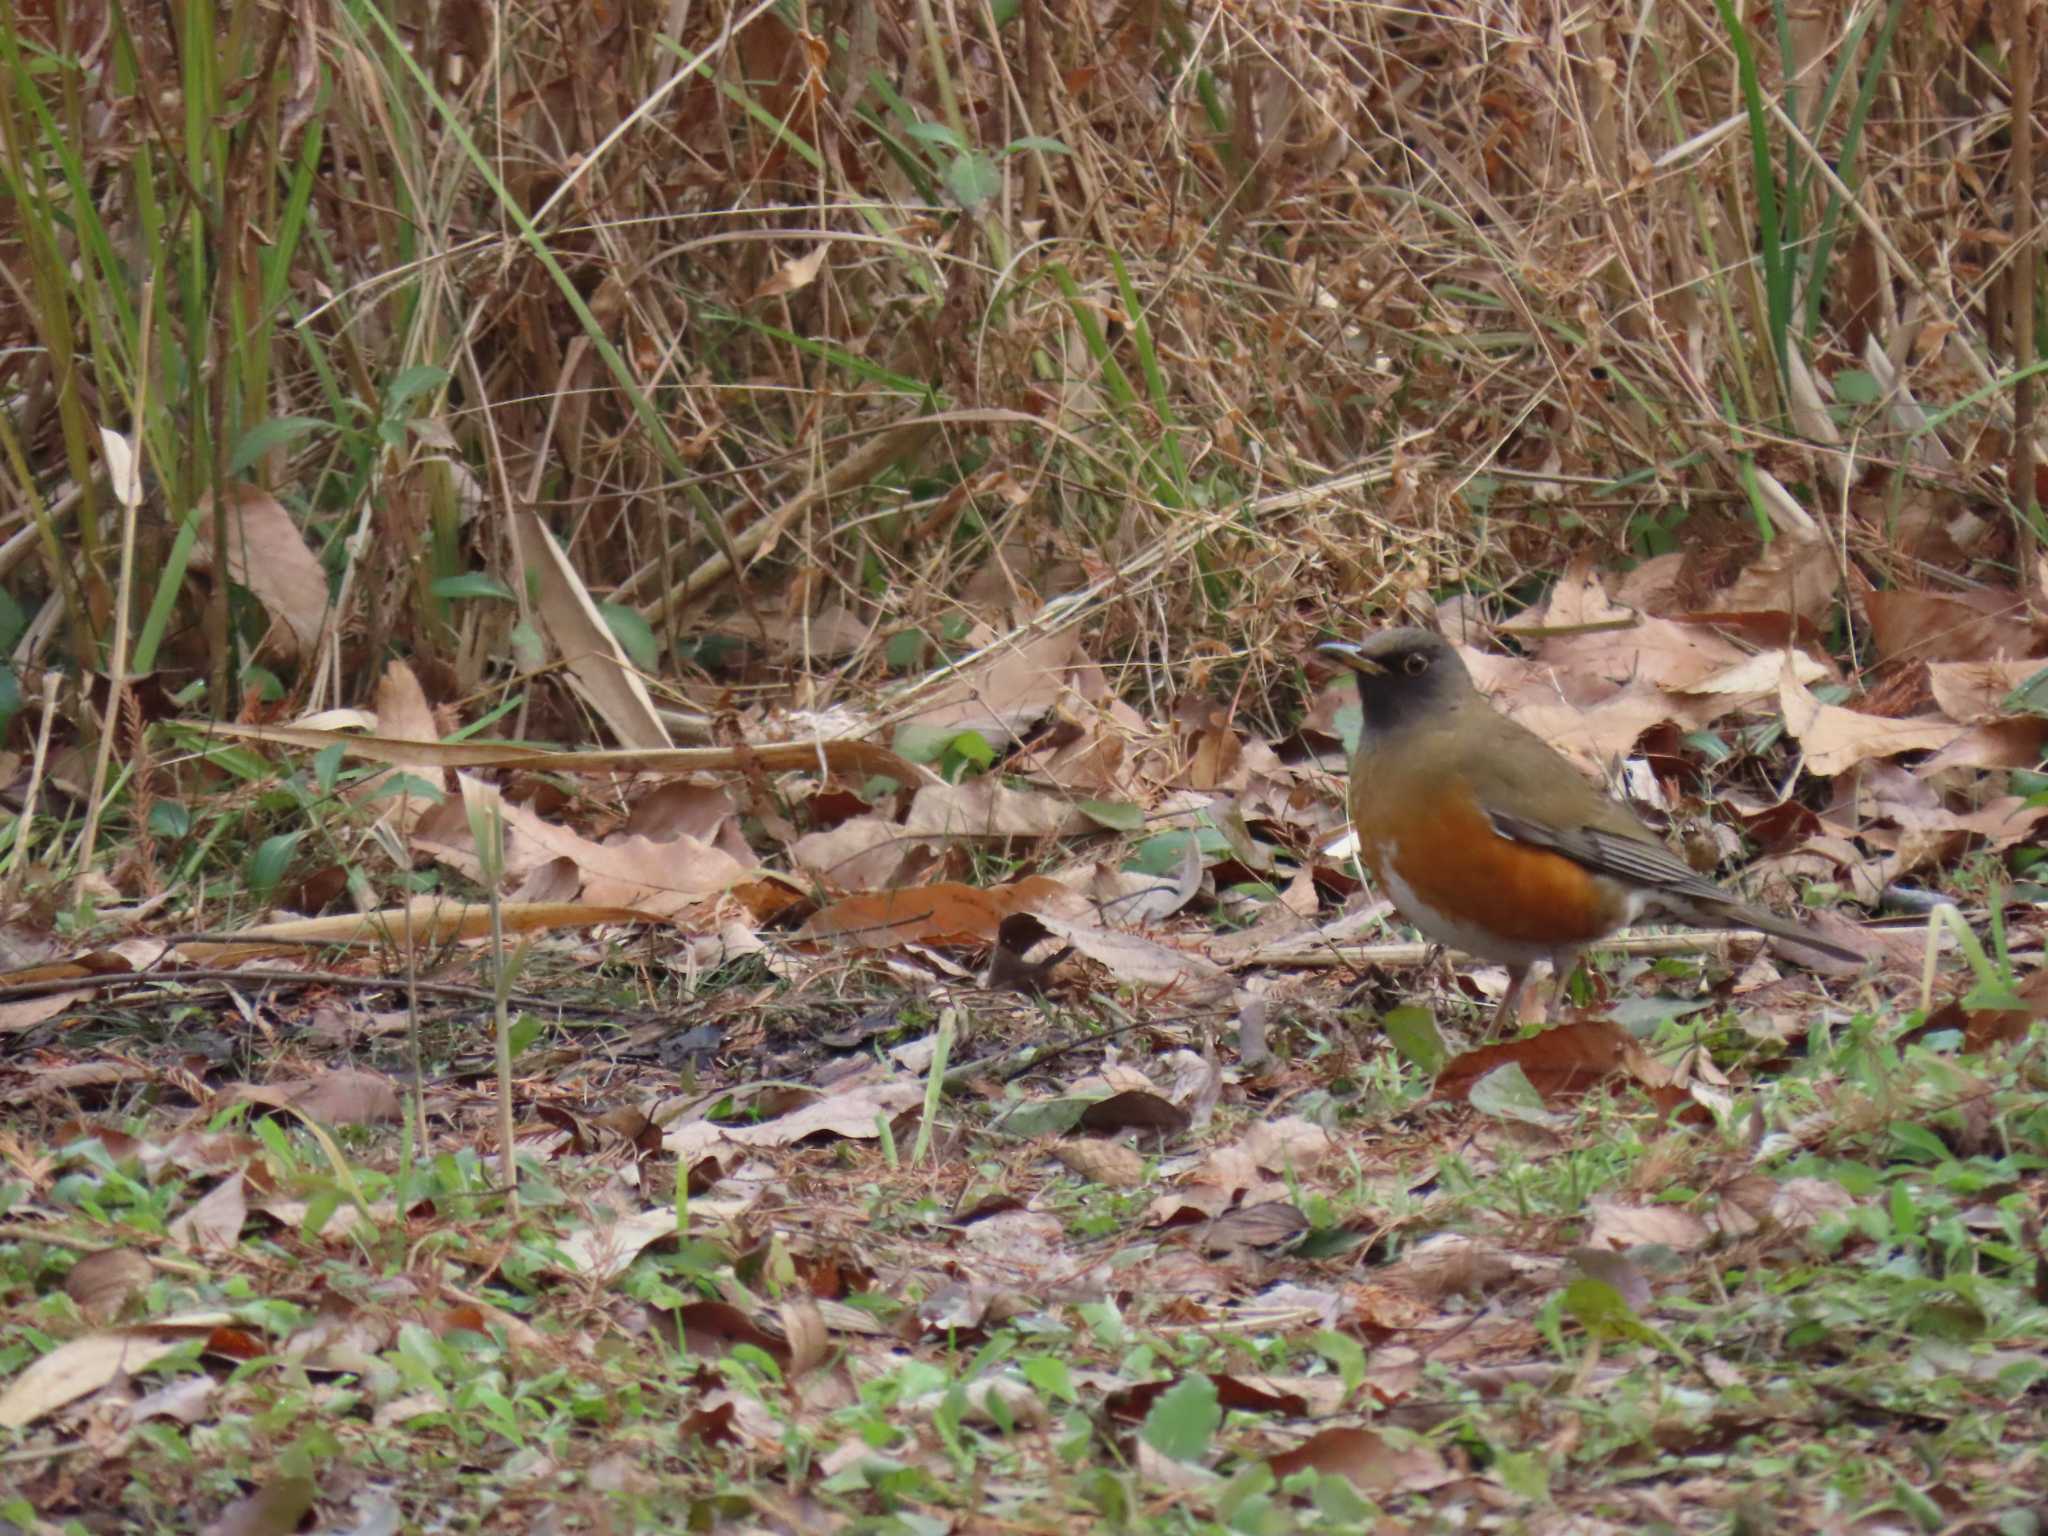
[749,242,829,301]
[902,778,1092,840]
[1034,912,1232,997]
[722,1081,925,1146]
[1926,656,2048,723]
[1436,1018,1667,1104]
[552,1207,676,1282]
[416,773,746,917]
[0,1326,209,1428]
[510,508,672,749]
[233,1069,402,1126]
[801,876,1073,946]
[1779,672,1956,776]
[345,660,447,837]
[1584,1197,1711,1253]
[909,628,1081,745]
[201,1476,316,1536]
[1078,1090,1191,1137]
[169,1172,248,1256]
[201,483,330,659]
[1051,1139,1147,1187]
[1267,1426,1452,1494]
[64,1249,154,1324]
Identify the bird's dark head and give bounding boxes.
[1317,628,1473,738]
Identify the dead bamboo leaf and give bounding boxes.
[193,483,332,659]
[208,725,938,786]
[510,508,672,750]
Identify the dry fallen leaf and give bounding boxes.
[233,1069,402,1126]
[1436,1018,1669,1104]
[802,876,1076,946]
[1779,672,1957,776]
[197,483,331,659]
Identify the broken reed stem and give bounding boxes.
[2011,0,2037,534]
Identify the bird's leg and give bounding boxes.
[1548,947,1586,1015]
[1488,964,1531,1035]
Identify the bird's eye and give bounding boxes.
[1402,652,1429,677]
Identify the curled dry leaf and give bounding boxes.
[194,483,331,659]
[510,507,672,750]
[1435,1018,1670,1105]
[908,628,1080,745]
[168,1171,248,1256]
[232,1069,402,1126]
[1052,1139,1147,1187]
[416,774,746,917]
[721,1081,924,1146]
[789,815,914,892]
[1267,1426,1453,1495]
[903,778,1092,840]
[64,1248,154,1323]
[1584,1196,1712,1253]
[552,1207,677,1283]
[1778,672,1957,775]
[1033,912,1232,999]
[801,875,1074,946]
[0,1326,208,1429]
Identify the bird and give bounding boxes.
[1319,627,1861,1028]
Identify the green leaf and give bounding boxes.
[1467,1064,1561,1129]
[228,416,328,475]
[361,773,445,806]
[1382,1006,1446,1077]
[1126,828,1227,875]
[1140,1374,1220,1463]
[507,1013,545,1058]
[147,801,191,839]
[941,731,997,777]
[893,723,960,764]
[944,151,1001,209]
[903,120,965,152]
[989,1096,1093,1137]
[1309,1330,1366,1396]
[1831,369,1881,406]
[383,365,452,418]
[1561,1275,1640,1334]
[1077,799,1146,833]
[313,743,346,795]
[597,602,659,672]
[1004,134,1070,155]
[1491,1450,1550,1503]
[431,572,514,602]
[248,831,306,901]
[885,629,929,671]
[0,590,26,657]
[1019,1355,1076,1404]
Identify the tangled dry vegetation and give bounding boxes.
[4,0,2048,1529]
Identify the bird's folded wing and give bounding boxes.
[1485,809,1727,901]
[1489,807,1862,961]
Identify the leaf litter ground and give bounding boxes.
[5,551,2048,1532]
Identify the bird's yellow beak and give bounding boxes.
[1316,641,1383,675]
